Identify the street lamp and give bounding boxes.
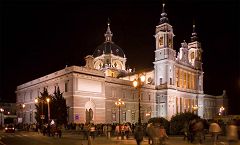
[46,98,50,121]
[133,74,145,125]
[115,99,125,124]
[192,105,198,114]
[35,98,44,124]
[219,106,225,116]
[0,108,4,127]
[35,97,51,124]
[22,104,25,124]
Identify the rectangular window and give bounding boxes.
[170,78,173,85]
[148,93,151,101]
[176,97,178,114]
[184,72,187,88]
[131,112,135,121]
[176,69,179,87]
[112,113,116,121]
[160,78,162,84]
[123,112,126,122]
[30,112,33,122]
[30,91,32,100]
[156,96,160,104]
[65,82,68,92]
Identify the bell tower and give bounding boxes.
[188,23,203,70]
[154,3,176,86]
[155,3,175,61]
[188,23,204,93]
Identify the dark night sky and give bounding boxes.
[1,0,239,114]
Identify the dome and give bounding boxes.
[93,42,125,58]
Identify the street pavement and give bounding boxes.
[0,130,239,145]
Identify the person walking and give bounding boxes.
[146,123,153,144]
[209,121,222,145]
[89,123,96,140]
[159,125,168,145]
[134,125,144,145]
[226,121,239,145]
[115,124,120,140]
[107,124,112,139]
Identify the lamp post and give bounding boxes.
[0,108,4,127]
[22,104,25,124]
[133,74,145,125]
[219,106,225,116]
[35,97,51,124]
[21,104,25,129]
[115,99,124,124]
[46,98,50,121]
[192,105,198,114]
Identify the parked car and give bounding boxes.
[5,124,15,133]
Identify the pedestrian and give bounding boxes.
[134,125,144,145]
[159,125,168,145]
[146,123,153,144]
[107,124,112,139]
[193,119,204,144]
[120,124,125,140]
[182,122,189,141]
[209,121,222,145]
[89,123,96,140]
[115,124,120,139]
[57,127,62,138]
[103,124,108,137]
[226,121,239,145]
[124,124,131,139]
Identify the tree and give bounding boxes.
[170,112,200,135]
[35,87,52,125]
[51,86,68,126]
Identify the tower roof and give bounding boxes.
[191,22,198,42]
[104,18,113,42]
[159,3,169,24]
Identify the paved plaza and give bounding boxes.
[80,135,237,145]
[63,130,239,145]
[0,130,239,145]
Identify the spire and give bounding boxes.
[159,3,169,24]
[105,18,113,42]
[191,20,198,42]
[181,40,188,48]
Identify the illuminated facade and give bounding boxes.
[16,4,226,124]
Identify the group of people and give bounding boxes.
[146,122,168,145]
[34,123,62,138]
[115,123,132,139]
[182,119,239,145]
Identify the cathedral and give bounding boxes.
[16,4,227,124]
